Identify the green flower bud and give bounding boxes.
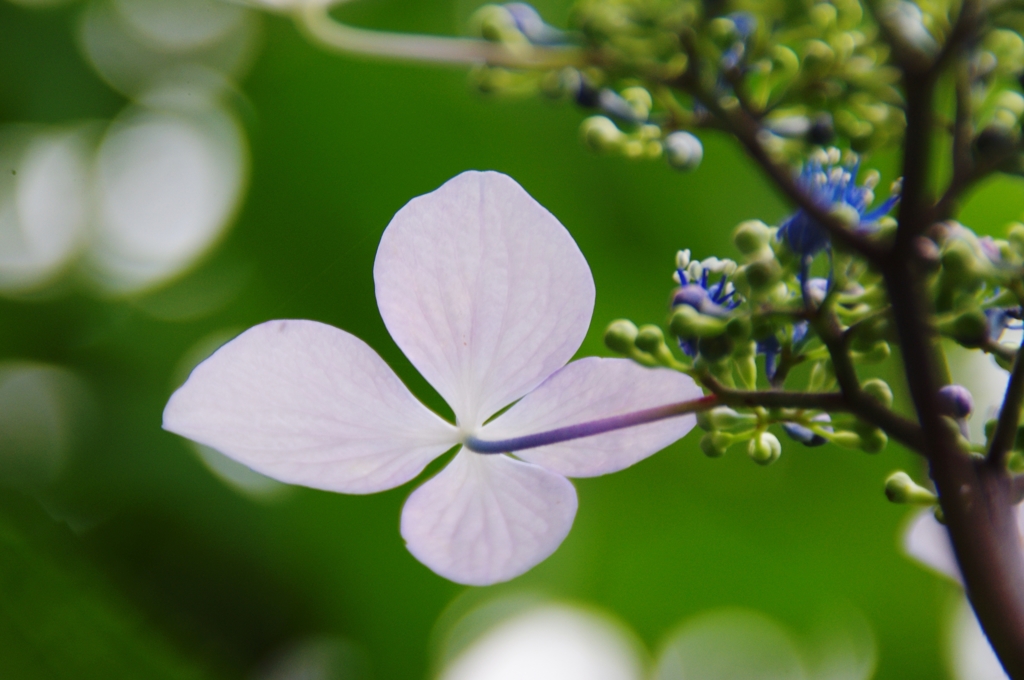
[621,87,653,120]
[580,116,624,153]
[733,220,773,256]
[698,334,734,362]
[830,431,862,448]
[808,360,836,391]
[855,341,890,363]
[664,132,703,171]
[742,259,782,292]
[861,378,894,408]
[858,426,888,453]
[939,309,988,347]
[635,324,666,354]
[604,319,639,354]
[708,406,758,430]
[696,410,713,431]
[701,431,732,457]
[884,471,937,504]
[725,316,751,341]
[829,203,861,228]
[471,4,527,43]
[670,306,727,338]
[748,432,782,465]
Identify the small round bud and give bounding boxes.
[697,334,734,362]
[884,471,938,504]
[580,116,623,153]
[861,378,894,408]
[747,432,782,465]
[733,220,772,255]
[604,319,639,354]
[828,202,862,228]
[857,341,891,363]
[664,131,703,171]
[942,309,988,347]
[858,426,888,453]
[708,406,757,430]
[725,316,751,341]
[742,259,782,291]
[701,431,732,457]
[937,384,974,418]
[635,324,666,353]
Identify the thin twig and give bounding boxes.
[669,48,886,261]
[295,3,585,68]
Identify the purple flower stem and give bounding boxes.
[465,395,720,454]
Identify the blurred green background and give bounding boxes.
[0,0,1002,678]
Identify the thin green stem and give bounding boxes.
[295,2,585,68]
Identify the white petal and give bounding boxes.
[374,171,595,428]
[480,358,701,477]
[163,319,459,494]
[902,509,962,583]
[440,604,644,680]
[400,449,577,585]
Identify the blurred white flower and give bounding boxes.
[89,95,247,293]
[164,171,701,585]
[0,362,93,490]
[439,603,644,680]
[0,128,90,292]
[948,597,1010,680]
[78,0,261,97]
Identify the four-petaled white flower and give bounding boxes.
[163,171,700,585]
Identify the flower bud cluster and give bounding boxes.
[603,194,897,464]
[926,220,1024,353]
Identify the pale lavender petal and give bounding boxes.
[903,509,962,583]
[163,319,459,494]
[479,358,701,477]
[400,449,577,585]
[374,171,595,429]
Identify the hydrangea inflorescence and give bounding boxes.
[164,171,702,585]
[778,147,901,267]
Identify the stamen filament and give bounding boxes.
[296,3,585,68]
[464,394,719,454]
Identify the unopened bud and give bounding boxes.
[635,324,666,353]
[937,384,973,418]
[830,431,862,448]
[708,406,757,430]
[733,220,773,255]
[748,432,782,465]
[940,309,988,347]
[604,319,639,354]
[861,378,894,408]
[580,116,624,153]
[742,259,782,291]
[701,431,733,457]
[857,426,888,453]
[664,131,703,171]
[884,471,937,504]
[670,306,727,338]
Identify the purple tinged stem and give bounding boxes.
[465,395,719,454]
